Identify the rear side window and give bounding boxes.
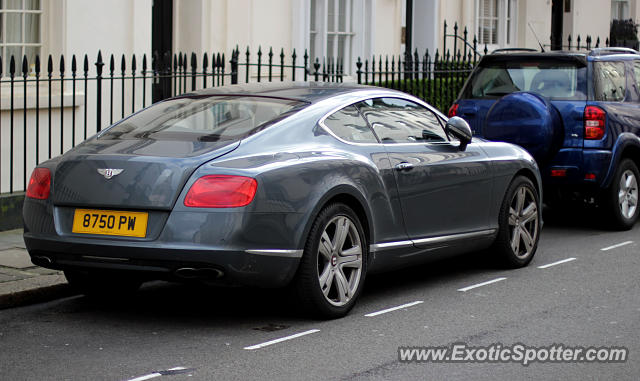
[322,105,378,143]
[632,61,640,99]
[357,97,448,143]
[594,61,627,102]
[464,60,587,100]
[100,96,308,142]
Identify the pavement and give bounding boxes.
[0,229,73,309]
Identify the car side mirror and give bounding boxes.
[445,116,472,150]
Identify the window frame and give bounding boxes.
[0,0,42,76]
[305,0,373,77]
[475,0,518,51]
[310,0,355,73]
[611,0,630,21]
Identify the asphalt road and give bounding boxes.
[1,207,639,380]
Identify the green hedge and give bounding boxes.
[368,77,468,113]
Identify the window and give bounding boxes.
[310,0,355,74]
[100,96,308,142]
[322,105,378,143]
[0,0,41,75]
[357,98,448,144]
[476,0,517,48]
[632,61,640,98]
[464,60,587,100]
[594,61,627,102]
[611,0,630,20]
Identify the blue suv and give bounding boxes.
[450,48,640,230]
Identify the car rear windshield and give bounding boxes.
[463,60,587,100]
[99,96,308,142]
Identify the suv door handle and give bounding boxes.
[395,162,414,171]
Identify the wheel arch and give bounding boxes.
[602,133,640,188]
[514,167,542,199]
[298,185,373,255]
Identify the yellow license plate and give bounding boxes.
[72,209,148,237]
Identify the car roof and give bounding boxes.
[484,48,640,63]
[184,82,383,104]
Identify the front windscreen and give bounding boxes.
[99,96,308,142]
[464,60,587,100]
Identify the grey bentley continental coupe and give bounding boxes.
[23,82,542,318]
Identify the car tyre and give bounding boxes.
[603,158,640,230]
[64,269,143,298]
[491,176,540,268]
[294,203,367,319]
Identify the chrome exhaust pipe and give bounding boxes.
[174,267,199,279]
[32,255,52,265]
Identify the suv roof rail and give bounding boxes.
[491,48,539,54]
[589,47,639,56]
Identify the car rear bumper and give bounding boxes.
[543,148,611,187]
[23,233,301,288]
[23,197,306,287]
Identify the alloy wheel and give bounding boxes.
[508,186,539,259]
[317,215,363,307]
[618,169,638,220]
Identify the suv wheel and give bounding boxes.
[604,159,640,230]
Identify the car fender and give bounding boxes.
[601,132,640,189]
[297,183,374,253]
[476,141,542,227]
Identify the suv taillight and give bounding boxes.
[584,105,606,140]
[184,175,257,208]
[26,168,51,200]
[448,103,459,118]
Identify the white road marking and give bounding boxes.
[364,301,424,317]
[537,257,577,269]
[601,241,633,251]
[127,367,186,381]
[244,329,320,350]
[457,277,507,292]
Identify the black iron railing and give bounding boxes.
[0,47,346,194]
[0,21,622,195]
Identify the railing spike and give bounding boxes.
[22,55,28,76]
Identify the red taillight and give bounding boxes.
[551,169,567,177]
[184,175,257,208]
[448,103,459,118]
[585,173,597,180]
[584,105,605,140]
[26,168,51,200]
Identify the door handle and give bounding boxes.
[395,162,414,171]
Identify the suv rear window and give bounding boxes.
[100,96,308,142]
[463,60,587,100]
